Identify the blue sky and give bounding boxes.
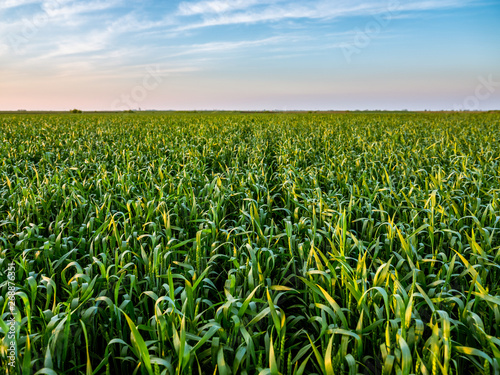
[0,0,499,110]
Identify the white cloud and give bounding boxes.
[0,0,483,87]
[41,0,122,19]
[0,0,40,10]
[175,0,477,30]
[178,0,271,16]
[174,3,363,31]
[172,36,285,56]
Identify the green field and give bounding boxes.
[1,112,499,374]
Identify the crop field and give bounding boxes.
[1,112,500,375]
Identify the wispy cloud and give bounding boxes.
[174,0,477,30]
[0,0,39,10]
[178,0,269,16]
[0,0,478,70]
[171,36,285,56]
[40,0,122,19]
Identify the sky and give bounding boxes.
[0,0,499,111]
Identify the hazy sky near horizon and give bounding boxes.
[0,0,499,111]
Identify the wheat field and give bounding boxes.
[1,112,499,374]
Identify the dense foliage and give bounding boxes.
[1,112,499,374]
